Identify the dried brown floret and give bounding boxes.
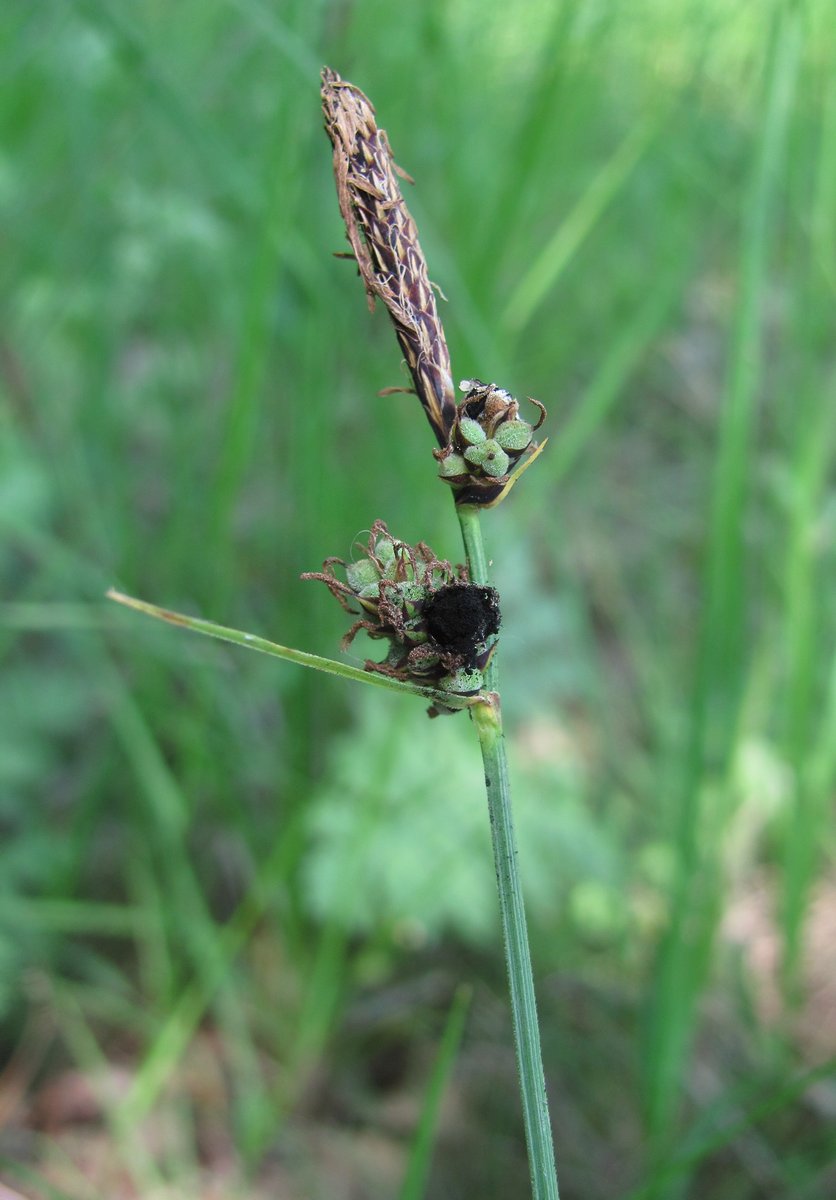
[321,68,457,448]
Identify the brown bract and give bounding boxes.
[321,67,457,447]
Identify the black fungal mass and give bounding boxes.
[423,584,501,666]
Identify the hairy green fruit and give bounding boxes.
[302,521,500,710]
[434,378,546,506]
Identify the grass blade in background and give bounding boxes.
[502,117,658,337]
[644,0,803,1159]
[778,48,836,997]
[397,985,472,1200]
[526,263,687,496]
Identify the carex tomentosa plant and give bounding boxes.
[110,67,559,1200]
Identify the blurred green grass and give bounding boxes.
[1,0,835,1196]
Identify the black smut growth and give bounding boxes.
[423,584,501,667]
[463,394,488,421]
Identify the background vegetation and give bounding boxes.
[2,1,834,1197]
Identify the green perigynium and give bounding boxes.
[435,379,547,506]
[302,520,501,707]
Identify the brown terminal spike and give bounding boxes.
[321,68,457,447]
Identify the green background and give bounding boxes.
[2,1,834,1197]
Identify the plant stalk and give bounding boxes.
[457,505,559,1200]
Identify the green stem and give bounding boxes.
[457,504,498,693]
[456,506,559,1200]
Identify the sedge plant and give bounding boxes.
[110,68,560,1200]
